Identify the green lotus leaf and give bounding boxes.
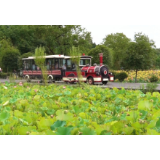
[80,127,96,135]
[46,109,55,115]
[50,120,66,130]
[138,101,152,110]
[56,126,74,135]
[146,129,160,135]
[0,111,10,121]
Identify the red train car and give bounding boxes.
[63,53,114,84]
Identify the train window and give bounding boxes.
[72,63,76,70]
[51,59,55,70]
[46,59,52,70]
[24,60,32,70]
[55,59,59,69]
[66,59,71,70]
[80,59,90,66]
[59,59,63,68]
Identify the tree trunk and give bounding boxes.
[135,70,138,83]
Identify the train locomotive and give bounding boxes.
[62,53,114,84]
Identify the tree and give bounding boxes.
[103,33,131,69]
[88,45,113,68]
[1,48,20,72]
[0,25,93,56]
[0,38,13,67]
[35,46,47,85]
[154,48,160,69]
[122,33,156,82]
[69,46,82,86]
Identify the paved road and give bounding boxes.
[1,78,160,91]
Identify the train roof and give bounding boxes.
[22,55,92,60]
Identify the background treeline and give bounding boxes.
[0,25,160,72]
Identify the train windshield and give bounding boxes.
[80,58,91,66]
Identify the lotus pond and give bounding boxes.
[1,82,160,135]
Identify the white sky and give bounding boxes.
[82,25,160,48]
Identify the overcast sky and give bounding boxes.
[81,25,160,48]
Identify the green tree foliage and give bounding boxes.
[154,48,160,69]
[1,47,20,72]
[0,25,93,55]
[35,46,47,85]
[103,33,131,69]
[88,45,113,67]
[0,39,13,66]
[69,46,82,86]
[122,33,156,82]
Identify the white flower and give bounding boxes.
[3,101,9,106]
[3,86,7,89]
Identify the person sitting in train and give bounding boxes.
[55,62,58,69]
[47,62,50,70]
[32,64,36,70]
[62,63,66,70]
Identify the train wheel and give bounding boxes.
[102,81,108,85]
[87,77,94,85]
[25,75,30,82]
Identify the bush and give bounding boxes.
[149,75,159,82]
[146,83,158,93]
[116,72,128,82]
[0,73,8,79]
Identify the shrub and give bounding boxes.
[149,75,159,82]
[116,72,128,82]
[146,83,158,93]
[0,73,8,79]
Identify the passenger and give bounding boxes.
[47,62,50,70]
[32,64,35,70]
[62,63,66,70]
[55,62,58,69]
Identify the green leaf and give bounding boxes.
[90,107,97,112]
[56,110,73,121]
[56,127,73,135]
[46,109,55,115]
[156,117,160,132]
[80,127,96,135]
[49,94,54,98]
[138,101,152,110]
[37,118,53,131]
[123,127,134,135]
[40,107,48,111]
[72,106,81,114]
[140,110,148,120]
[0,111,10,121]
[120,113,126,120]
[17,126,37,135]
[100,130,112,135]
[147,129,160,135]
[50,120,66,130]
[64,91,71,96]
